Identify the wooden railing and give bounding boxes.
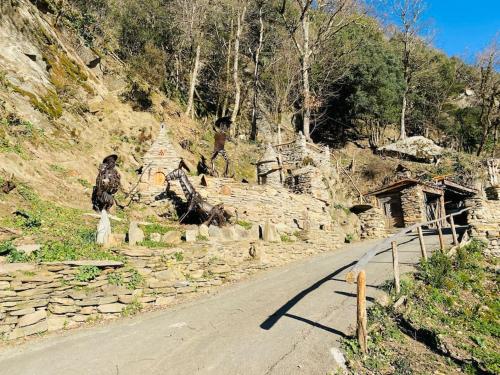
[348,207,471,352]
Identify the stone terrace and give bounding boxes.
[0,230,343,341]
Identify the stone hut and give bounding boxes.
[284,165,329,201]
[138,123,182,202]
[256,143,282,187]
[365,179,445,229]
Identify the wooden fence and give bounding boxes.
[349,207,471,353]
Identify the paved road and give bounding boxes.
[0,230,453,375]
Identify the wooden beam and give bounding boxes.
[391,241,400,294]
[357,270,368,353]
[450,215,458,245]
[417,226,428,261]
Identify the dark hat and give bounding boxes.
[102,154,118,165]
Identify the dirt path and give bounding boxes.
[0,230,452,375]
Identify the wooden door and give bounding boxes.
[379,194,404,228]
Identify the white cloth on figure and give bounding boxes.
[96,209,112,245]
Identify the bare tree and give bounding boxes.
[280,0,356,140]
[250,1,265,141]
[392,0,426,140]
[474,38,500,156]
[177,0,209,118]
[230,2,248,130]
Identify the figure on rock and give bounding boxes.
[92,154,121,245]
[211,117,232,177]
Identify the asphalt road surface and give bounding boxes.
[0,230,453,375]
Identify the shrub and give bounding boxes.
[0,241,15,255]
[418,250,452,288]
[236,220,252,230]
[75,265,101,282]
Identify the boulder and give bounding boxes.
[15,244,41,255]
[150,233,162,242]
[185,229,197,242]
[262,221,281,243]
[220,226,237,241]
[17,309,47,328]
[198,224,210,238]
[208,226,221,239]
[0,281,10,290]
[128,221,145,245]
[162,231,182,244]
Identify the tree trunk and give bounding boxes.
[250,5,264,141]
[185,43,201,118]
[230,5,247,133]
[400,88,407,140]
[221,19,233,117]
[301,11,311,140]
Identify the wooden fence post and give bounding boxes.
[437,222,445,251]
[357,270,367,353]
[449,215,458,245]
[417,226,428,261]
[391,241,400,294]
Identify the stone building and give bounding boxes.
[257,132,331,200]
[467,159,500,256]
[138,123,182,202]
[365,179,446,229]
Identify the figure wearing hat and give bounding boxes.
[92,154,121,245]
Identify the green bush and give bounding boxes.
[7,248,33,263]
[107,272,124,286]
[418,250,453,288]
[75,265,101,282]
[0,241,15,255]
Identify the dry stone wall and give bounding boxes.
[358,208,387,239]
[466,197,500,256]
[0,231,343,340]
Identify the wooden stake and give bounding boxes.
[417,226,428,261]
[437,222,445,251]
[391,241,400,294]
[357,270,367,353]
[450,215,458,245]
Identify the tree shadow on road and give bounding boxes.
[259,235,423,335]
[283,313,348,338]
[260,261,357,331]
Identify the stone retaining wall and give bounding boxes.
[0,232,342,341]
[358,208,387,239]
[466,197,500,256]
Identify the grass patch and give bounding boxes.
[236,220,253,230]
[75,265,101,282]
[343,239,498,374]
[1,184,121,262]
[121,299,142,317]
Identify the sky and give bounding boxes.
[423,0,499,61]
